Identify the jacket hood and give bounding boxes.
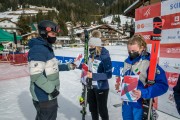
[28,37,50,48]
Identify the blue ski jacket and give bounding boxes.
[88,47,112,89]
[122,52,168,108]
[28,37,71,102]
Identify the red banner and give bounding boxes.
[135,2,161,21]
[162,12,180,30]
[165,72,179,87]
[160,43,180,58]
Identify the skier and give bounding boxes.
[173,74,180,115]
[28,20,75,120]
[115,34,168,120]
[86,30,112,120]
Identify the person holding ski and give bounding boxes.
[173,74,180,115]
[115,34,168,120]
[86,30,112,120]
[28,20,75,120]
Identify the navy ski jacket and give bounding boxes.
[28,37,71,102]
[89,47,112,89]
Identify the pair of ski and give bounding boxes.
[79,29,89,120]
[115,17,163,120]
[145,17,163,120]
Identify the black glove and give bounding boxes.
[86,78,93,89]
[50,89,59,98]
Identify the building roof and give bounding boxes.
[21,31,37,37]
[0,18,17,25]
[74,24,123,35]
[0,18,12,22]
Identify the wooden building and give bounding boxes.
[74,24,129,45]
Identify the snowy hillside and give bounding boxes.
[102,15,133,26]
[0,6,56,22]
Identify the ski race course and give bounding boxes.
[0,46,179,120]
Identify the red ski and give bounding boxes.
[146,17,164,120]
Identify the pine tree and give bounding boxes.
[17,15,31,34]
[36,10,44,23]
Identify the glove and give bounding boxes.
[86,78,93,89]
[50,89,59,98]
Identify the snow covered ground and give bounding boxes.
[0,67,122,120]
[0,46,179,120]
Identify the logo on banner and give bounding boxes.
[143,35,151,40]
[171,15,180,26]
[170,2,180,10]
[144,7,151,17]
[136,23,152,30]
[166,72,179,87]
[135,3,160,20]
[163,61,170,68]
[137,24,145,29]
[166,48,180,54]
[175,16,180,22]
[135,18,153,32]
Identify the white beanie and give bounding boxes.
[88,37,102,47]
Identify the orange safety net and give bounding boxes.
[0,63,29,80]
[0,53,28,65]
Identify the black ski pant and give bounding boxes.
[33,98,58,120]
[87,88,109,120]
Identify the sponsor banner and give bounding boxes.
[135,18,153,33]
[56,56,75,64]
[161,28,180,43]
[135,2,161,21]
[162,12,180,30]
[158,71,180,118]
[160,43,180,58]
[161,0,180,16]
[159,57,180,72]
[112,61,124,76]
[135,1,180,118]
[55,56,125,76]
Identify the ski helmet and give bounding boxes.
[38,20,60,39]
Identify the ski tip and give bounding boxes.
[153,17,162,35]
